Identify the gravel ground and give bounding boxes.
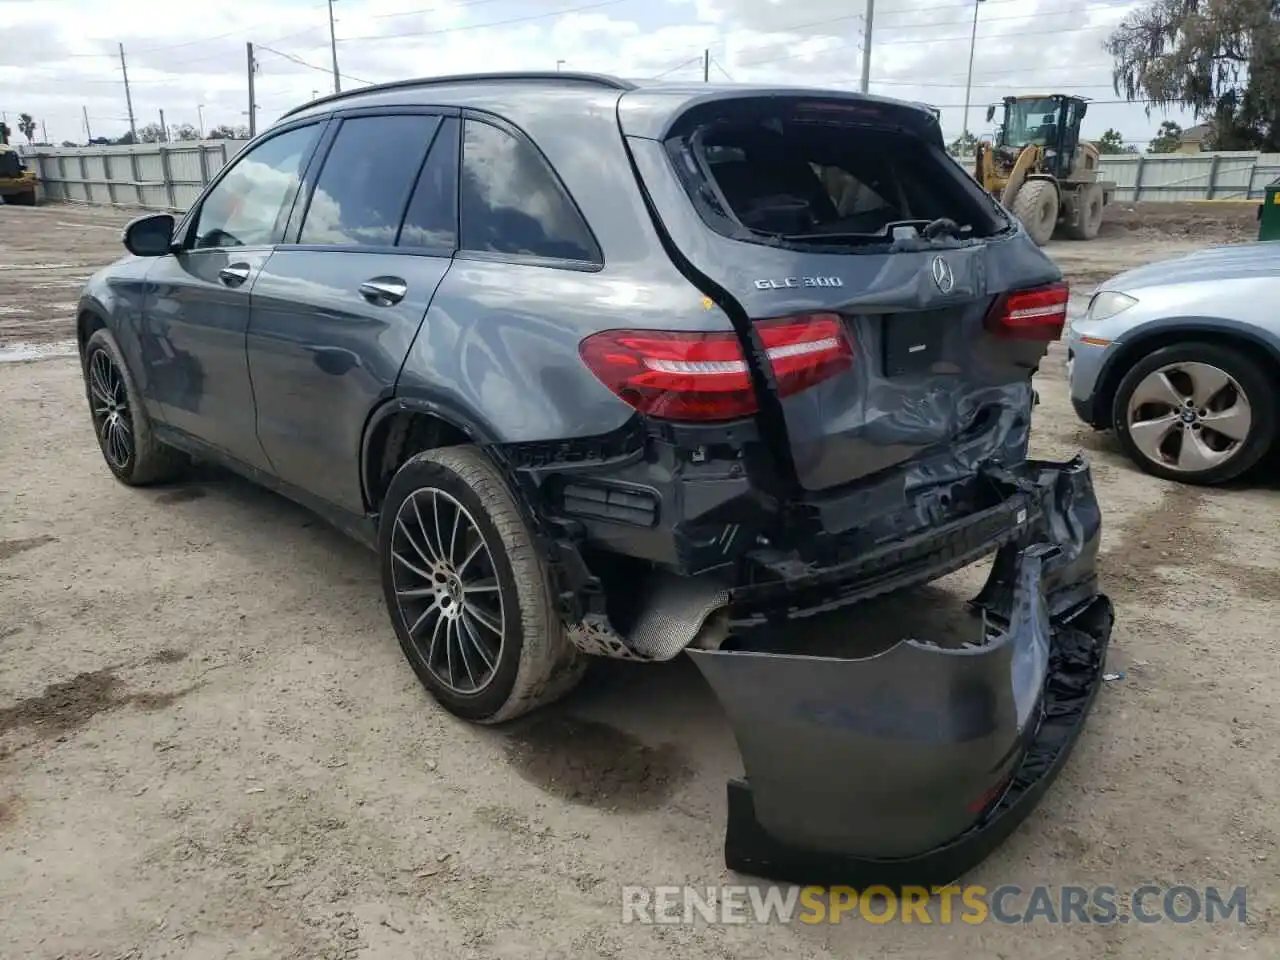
[1,202,1278,958]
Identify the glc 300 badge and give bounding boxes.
[753,276,844,290]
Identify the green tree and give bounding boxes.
[115,131,137,145]
[949,131,978,155]
[206,123,250,139]
[1107,0,1280,151]
[1095,128,1128,153]
[172,123,201,141]
[17,112,36,143]
[136,122,165,143]
[1147,119,1184,152]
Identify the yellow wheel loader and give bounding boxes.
[973,95,1114,246]
[0,122,38,206]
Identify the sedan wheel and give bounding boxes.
[378,445,584,723]
[82,328,187,485]
[88,347,135,471]
[1113,342,1276,485]
[389,487,506,696]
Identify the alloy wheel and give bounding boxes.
[88,348,135,470]
[1125,361,1253,473]
[389,487,505,695]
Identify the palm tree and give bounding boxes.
[17,113,36,143]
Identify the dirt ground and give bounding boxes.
[1,202,1277,959]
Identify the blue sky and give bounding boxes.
[0,0,1199,146]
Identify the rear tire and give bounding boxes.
[378,445,584,723]
[83,328,187,485]
[1011,179,1059,246]
[1064,183,1104,240]
[1112,342,1276,485]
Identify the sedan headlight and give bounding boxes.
[1086,291,1138,322]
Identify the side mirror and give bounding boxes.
[122,213,176,257]
[985,105,995,123]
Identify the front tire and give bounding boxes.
[1112,342,1276,485]
[83,328,187,485]
[1011,179,1059,246]
[378,446,584,723]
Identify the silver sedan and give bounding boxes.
[1066,241,1279,485]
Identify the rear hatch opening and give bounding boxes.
[662,97,1012,252]
[617,90,1066,497]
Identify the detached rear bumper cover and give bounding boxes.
[688,455,1113,887]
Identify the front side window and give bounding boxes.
[299,114,441,247]
[459,119,599,264]
[192,124,321,249]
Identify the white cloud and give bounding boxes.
[0,0,1195,148]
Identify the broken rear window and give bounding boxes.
[664,101,1009,250]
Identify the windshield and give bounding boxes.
[1002,99,1060,148]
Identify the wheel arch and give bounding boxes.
[359,397,505,515]
[76,303,110,360]
[1093,318,1280,428]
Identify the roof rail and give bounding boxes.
[279,72,636,120]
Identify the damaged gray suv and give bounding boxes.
[77,73,1113,886]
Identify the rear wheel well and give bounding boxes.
[364,410,471,512]
[77,311,106,358]
[1095,328,1280,428]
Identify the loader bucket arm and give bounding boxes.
[999,145,1039,208]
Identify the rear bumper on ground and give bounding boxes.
[686,454,1112,885]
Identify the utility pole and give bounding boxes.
[41,120,48,143]
[703,48,710,82]
[327,0,341,94]
[246,42,258,137]
[197,104,205,138]
[961,0,987,148]
[859,0,875,93]
[82,106,92,142]
[119,42,137,142]
[158,109,167,142]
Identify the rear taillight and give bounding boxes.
[985,282,1070,340]
[579,314,853,423]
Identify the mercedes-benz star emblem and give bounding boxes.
[931,256,954,294]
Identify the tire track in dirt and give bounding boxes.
[1102,481,1280,608]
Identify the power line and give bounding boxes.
[255,44,375,87]
[336,0,632,42]
[58,4,331,58]
[731,20,1121,72]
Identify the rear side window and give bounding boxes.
[667,105,1006,249]
[459,119,599,264]
[299,114,441,247]
[398,117,458,251]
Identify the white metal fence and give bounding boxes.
[19,140,1280,213]
[20,139,249,211]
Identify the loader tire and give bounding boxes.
[1064,183,1104,241]
[1012,179,1059,246]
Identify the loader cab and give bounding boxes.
[987,95,1088,180]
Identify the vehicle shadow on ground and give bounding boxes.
[162,458,1000,809]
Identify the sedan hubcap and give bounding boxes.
[1126,361,1252,473]
[88,349,134,470]
[389,487,505,695]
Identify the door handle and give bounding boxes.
[218,263,251,287]
[358,277,408,306]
